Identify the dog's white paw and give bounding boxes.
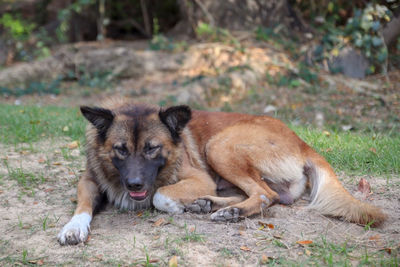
[57,213,92,245]
[153,191,184,214]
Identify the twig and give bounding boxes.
[193,0,215,27]
[140,0,152,37]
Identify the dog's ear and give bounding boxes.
[80,106,114,141]
[159,105,192,142]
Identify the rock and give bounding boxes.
[263,105,277,114]
[329,47,369,79]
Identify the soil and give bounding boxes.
[0,140,399,266]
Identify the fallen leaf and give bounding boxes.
[325,148,332,152]
[357,178,371,195]
[369,234,381,241]
[240,246,251,251]
[69,197,77,203]
[62,126,69,132]
[188,226,195,233]
[152,218,168,227]
[273,234,282,239]
[44,188,54,193]
[261,254,269,264]
[20,150,30,155]
[296,240,313,245]
[38,158,46,163]
[380,248,392,254]
[52,162,62,166]
[322,130,331,137]
[136,211,143,217]
[258,221,274,229]
[239,230,246,236]
[149,259,159,263]
[33,201,38,205]
[37,259,44,265]
[67,141,79,150]
[169,255,178,267]
[0,190,3,194]
[369,147,377,154]
[305,249,312,256]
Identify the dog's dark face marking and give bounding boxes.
[81,104,191,201]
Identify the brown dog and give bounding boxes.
[58,99,386,245]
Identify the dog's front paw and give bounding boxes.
[211,207,241,222]
[186,198,212,213]
[57,213,92,245]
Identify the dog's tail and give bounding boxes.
[305,151,386,226]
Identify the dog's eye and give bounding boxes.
[145,145,161,154]
[113,145,129,157]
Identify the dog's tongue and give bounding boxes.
[129,191,147,198]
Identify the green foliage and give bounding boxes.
[0,13,51,62]
[345,4,391,73]
[0,76,63,97]
[0,13,35,41]
[314,3,392,75]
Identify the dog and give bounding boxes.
[58,99,386,245]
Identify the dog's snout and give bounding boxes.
[126,177,144,191]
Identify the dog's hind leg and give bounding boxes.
[203,122,306,222]
[57,172,101,245]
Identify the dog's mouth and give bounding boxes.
[128,190,148,201]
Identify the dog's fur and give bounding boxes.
[58,99,386,245]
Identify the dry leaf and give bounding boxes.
[38,158,46,163]
[322,130,331,137]
[0,190,3,194]
[37,259,44,265]
[273,234,282,239]
[258,221,274,229]
[369,234,381,241]
[240,246,251,251]
[52,162,62,166]
[67,141,79,150]
[44,188,54,193]
[380,248,392,254]
[188,226,195,233]
[33,201,38,205]
[69,197,77,203]
[153,218,168,227]
[296,240,313,245]
[239,230,246,236]
[325,148,332,152]
[149,259,159,263]
[261,254,269,264]
[136,211,143,217]
[305,249,312,256]
[369,147,377,154]
[62,126,69,132]
[169,255,178,267]
[357,178,371,195]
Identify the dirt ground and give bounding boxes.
[0,140,399,266]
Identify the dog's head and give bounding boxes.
[80,103,191,202]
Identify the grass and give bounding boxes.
[0,103,398,176]
[0,104,85,145]
[4,162,46,190]
[293,126,400,175]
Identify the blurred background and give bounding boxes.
[0,0,399,131]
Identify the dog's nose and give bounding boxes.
[126,177,144,191]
